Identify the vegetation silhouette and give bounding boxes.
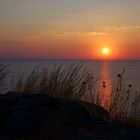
[0,63,140,127]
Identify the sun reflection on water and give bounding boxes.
[98,61,112,107]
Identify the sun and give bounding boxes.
[102,48,110,55]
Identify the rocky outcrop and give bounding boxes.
[0,92,139,140]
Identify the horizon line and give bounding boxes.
[0,58,140,61]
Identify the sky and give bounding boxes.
[0,0,140,60]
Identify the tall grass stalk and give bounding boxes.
[98,69,140,125]
[12,64,97,101]
[0,64,8,90]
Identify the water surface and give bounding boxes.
[0,59,140,93]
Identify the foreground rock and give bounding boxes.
[0,92,139,140]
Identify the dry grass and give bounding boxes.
[109,74,140,125]
[96,69,140,126]
[0,64,8,90]
[12,63,97,101]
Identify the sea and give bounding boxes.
[0,59,140,94]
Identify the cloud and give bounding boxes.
[0,40,24,45]
[28,29,110,42]
[104,25,140,33]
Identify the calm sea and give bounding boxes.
[0,59,140,94]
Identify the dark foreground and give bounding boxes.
[0,92,139,140]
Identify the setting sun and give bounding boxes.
[102,48,110,55]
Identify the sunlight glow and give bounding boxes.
[102,48,110,55]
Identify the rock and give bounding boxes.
[77,100,108,120]
[0,92,89,139]
[0,92,139,140]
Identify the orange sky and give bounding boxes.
[0,0,140,60]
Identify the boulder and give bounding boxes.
[0,92,89,139]
[0,92,139,140]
